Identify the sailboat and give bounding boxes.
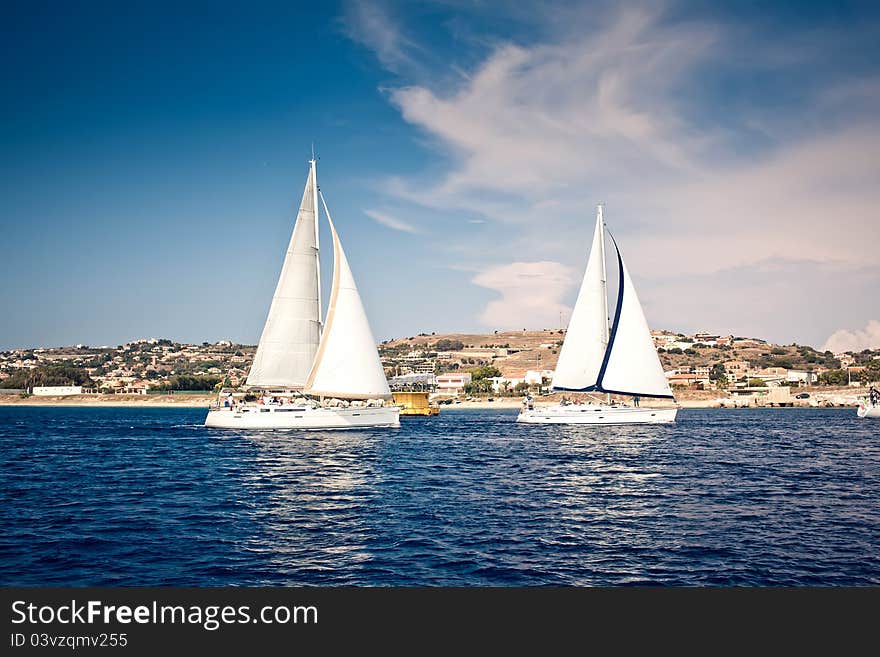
[205,157,400,429]
[857,402,880,418]
[858,388,880,418]
[517,205,677,425]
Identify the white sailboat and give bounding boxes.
[205,157,399,429]
[858,392,880,418]
[517,206,677,425]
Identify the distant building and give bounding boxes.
[665,373,710,389]
[724,360,751,377]
[123,381,150,395]
[668,341,695,351]
[651,332,679,348]
[488,376,525,393]
[753,367,789,386]
[436,373,472,396]
[524,370,555,385]
[32,385,82,396]
[786,370,818,386]
[389,373,436,388]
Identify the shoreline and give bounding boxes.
[0,396,860,410]
[0,394,213,408]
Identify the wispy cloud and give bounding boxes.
[472,261,574,329]
[364,209,420,234]
[823,320,880,353]
[341,0,421,74]
[344,2,880,345]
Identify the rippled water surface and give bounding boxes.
[1,406,878,585]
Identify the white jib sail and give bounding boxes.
[305,197,392,400]
[599,249,674,398]
[246,162,321,388]
[551,212,609,391]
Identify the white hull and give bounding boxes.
[857,403,880,419]
[516,404,677,425]
[205,404,400,429]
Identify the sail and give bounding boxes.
[597,236,674,398]
[246,163,321,388]
[552,213,609,391]
[305,199,392,400]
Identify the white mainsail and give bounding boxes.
[599,238,674,398]
[246,161,321,388]
[551,206,674,399]
[551,212,609,391]
[304,193,392,401]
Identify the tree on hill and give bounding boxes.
[2,365,95,390]
[818,370,847,386]
[434,339,464,352]
[470,365,502,380]
[154,375,221,391]
[747,378,767,387]
[463,379,493,395]
[860,360,880,383]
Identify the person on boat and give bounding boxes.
[633,395,640,408]
[870,386,879,405]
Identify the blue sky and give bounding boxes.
[2,1,879,352]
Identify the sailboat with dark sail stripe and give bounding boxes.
[517,205,677,425]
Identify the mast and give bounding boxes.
[311,153,322,326]
[597,204,611,404]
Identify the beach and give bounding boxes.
[0,393,215,407]
[0,386,864,409]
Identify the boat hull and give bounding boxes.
[516,404,677,425]
[857,403,880,419]
[204,404,400,429]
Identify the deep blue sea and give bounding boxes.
[1,406,878,586]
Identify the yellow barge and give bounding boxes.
[393,391,440,417]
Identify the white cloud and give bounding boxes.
[387,7,715,206]
[364,209,419,234]
[346,3,880,344]
[822,320,880,353]
[472,261,575,329]
[341,1,420,74]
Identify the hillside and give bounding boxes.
[379,329,876,382]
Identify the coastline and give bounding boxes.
[0,394,214,408]
[0,392,862,410]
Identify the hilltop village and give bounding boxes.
[1,330,878,404]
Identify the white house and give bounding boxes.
[436,373,472,396]
[525,370,555,385]
[32,385,82,396]
[487,376,526,393]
